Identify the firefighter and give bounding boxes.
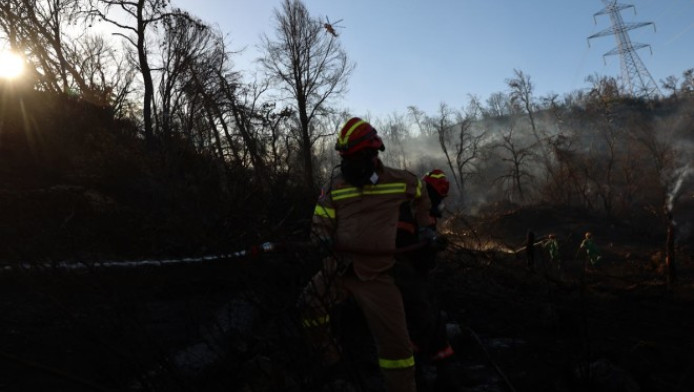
[544,234,561,272]
[394,169,464,391]
[299,117,432,392]
[579,232,601,267]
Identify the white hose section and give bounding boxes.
[0,243,278,272]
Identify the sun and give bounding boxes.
[0,51,25,80]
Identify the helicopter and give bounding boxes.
[323,16,345,37]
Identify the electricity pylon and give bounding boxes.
[588,0,661,98]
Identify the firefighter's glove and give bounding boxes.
[418,227,447,252]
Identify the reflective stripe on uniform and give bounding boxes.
[331,182,407,201]
[378,355,415,369]
[337,119,366,147]
[302,314,330,328]
[313,205,335,219]
[330,187,362,201]
[415,179,422,198]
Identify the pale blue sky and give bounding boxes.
[172,0,694,118]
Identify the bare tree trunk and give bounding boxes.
[298,107,315,192]
[136,0,155,147]
[259,0,353,192]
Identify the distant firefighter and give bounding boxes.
[579,232,601,266]
[544,234,561,270]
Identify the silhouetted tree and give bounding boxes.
[376,113,411,170]
[76,35,137,110]
[660,75,679,99]
[259,0,353,192]
[451,99,485,203]
[507,69,560,187]
[88,0,188,148]
[156,13,213,140]
[433,103,460,192]
[482,92,513,118]
[408,105,436,138]
[582,77,623,216]
[680,69,694,96]
[492,124,535,203]
[507,69,538,140]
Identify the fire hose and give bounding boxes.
[0,240,435,273]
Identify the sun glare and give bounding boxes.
[0,51,25,80]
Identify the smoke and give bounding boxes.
[338,87,694,219]
[375,113,560,212]
[666,163,693,213]
[656,101,694,214]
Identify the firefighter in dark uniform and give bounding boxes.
[299,117,431,392]
[394,169,464,391]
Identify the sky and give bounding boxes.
[170,0,694,119]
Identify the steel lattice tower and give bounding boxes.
[588,0,661,98]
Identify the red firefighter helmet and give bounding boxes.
[422,169,450,197]
[335,117,385,156]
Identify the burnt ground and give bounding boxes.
[1,205,693,392]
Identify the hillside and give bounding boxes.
[0,87,310,264]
